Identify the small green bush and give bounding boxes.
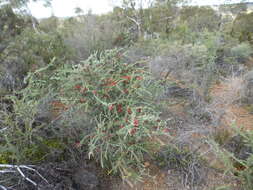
[0,29,73,94]
[0,94,66,164]
[212,128,253,190]
[231,42,252,61]
[232,12,253,44]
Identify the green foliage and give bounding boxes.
[58,49,165,178]
[0,5,30,47]
[143,3,179,38]
[2,29,71,66]
[0,0,51,9]
[1,0,253,187]
[7,49,166,179]
[213,129,232,146]
[0,27,73,94]
[219,3,248,15]
[0,94,66,164]
[155,145,197,169]
[232,12,253,44]
[212,127,253,190]
[60,13,128,59]
[38,16,59,33]
[180,6,221,33]
[231,42,253,60]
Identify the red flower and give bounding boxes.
[137,108,142,113]
[81,87,87,94]
[104,78,118,87]
[75,141,81,148]
[108,104,114,111]
[122,76,131,80]
[92,90,97,95]
[117,104,123,113]
[124,89,129,94]
[119,125,124,129]
[107,81,117,87]
[136,76,143,80]
[163,128,170,133]
[74,84,82,90]
[127,108,132,114]
[133,119,139,127]
[130,128,137,135]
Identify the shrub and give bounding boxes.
[0,94,66,164]
[154,145,206,188]
[5,49,166,180]
[2,29,72,67]
[180,6,221,33]
[231,42,252,62]
[0,5,30,47]
[0,29,73,94]
[55,49,165,178]
[212,127,253,190]
[148,39,217,97]
[232,12,253,44]
[60,13,127,60]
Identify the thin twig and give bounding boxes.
[0,169,15,173]
[0,185,7,190]
[20,166,49,184]
[16,166,37,186]
[0,164,49,186]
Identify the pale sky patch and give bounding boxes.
[28,0,252,18]
[29,0,113,18]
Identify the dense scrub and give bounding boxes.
[0,1,253,189]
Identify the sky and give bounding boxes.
[28,0,113,18]
[28,0,252,18]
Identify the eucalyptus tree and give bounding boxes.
[0,0,51,32]
[112,0,187,39]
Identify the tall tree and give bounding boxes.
[0,0,51,32]
[113,0,185,39]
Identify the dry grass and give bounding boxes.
[210,76,244,106]
[208,76,253,131]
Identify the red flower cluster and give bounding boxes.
[122,76,131,80]
[163,128,170,133]
[108,104,114,111]
[123,89,129,94]
[81,87,87,94]
[74,84,82,90]
[133,119,139,127]
[117,104,123,113]
[107,81,117,87]
[130,128,137,135]
[136,76,143,80]
[104,78,118,87]
[127,108,132,114]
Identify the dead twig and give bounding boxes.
[0,185,7,190]
[0,164,49,187]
